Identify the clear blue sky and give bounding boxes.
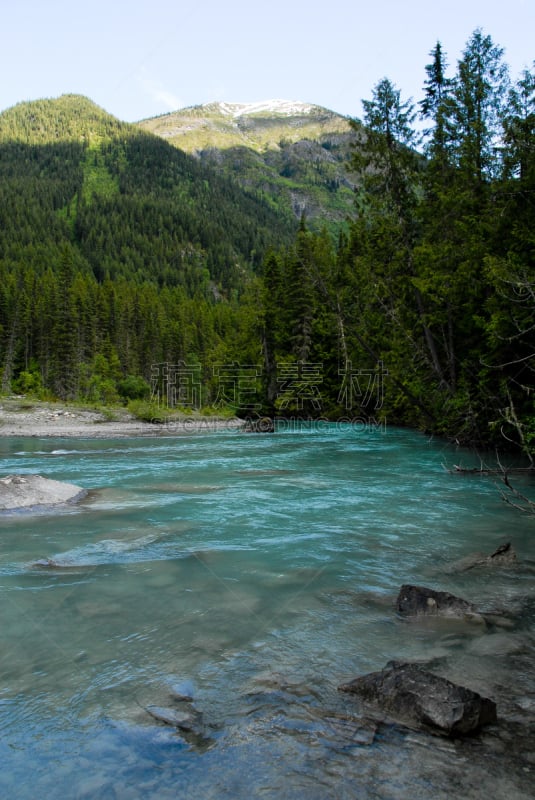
[2,0,533,122]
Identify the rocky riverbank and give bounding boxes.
[0,398,242,438]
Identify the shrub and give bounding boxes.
[118,375,151,401]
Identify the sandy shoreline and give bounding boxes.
[0,399,243,438]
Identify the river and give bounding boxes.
[1,423,534,799]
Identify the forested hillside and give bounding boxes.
[0,30,533,456]
[260,30,534,456]
[0,94,296,401]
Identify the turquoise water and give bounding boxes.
[0,424,534,799]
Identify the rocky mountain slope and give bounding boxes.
[139,100,362,227]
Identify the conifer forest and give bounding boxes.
[0,30,533,457]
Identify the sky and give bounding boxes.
[2,0,534,122]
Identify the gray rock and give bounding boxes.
[318,712,377,746]
[32,558,85,570]
[396,584,483,621]
[0,473,85,510]
[339,661,497,736]
[480,612,517,629]
[33,558,60,568]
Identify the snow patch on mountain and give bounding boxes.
[217,100,317,118]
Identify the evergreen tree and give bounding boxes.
[420,41,453,169]
[353,77,419,219]
[287,218,316,363]
[261,249,284,407]
[449,29,510,184]
[501,65,535,183]
[50,246,80,399]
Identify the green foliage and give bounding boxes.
[117,375,151,401]
[0,93,297,403]
[258,30,534,450]
[0,95,296,295]
[126,399,169,423]
[0,44,533,455]
[12,364,45,397]
[81,143,119,202]
[449,29,510,183]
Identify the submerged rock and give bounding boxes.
[488,542,517,564]
[314,711,378,746]
[444,542,517,573]
[145,705,197,730]
[145,698,213,749]
[33,558,67,569]
[396,584,483,622]
[0,473,85,510]
[339,661,497,736]
[467,632,529,657]
[31,558,95,572]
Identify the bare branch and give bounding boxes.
[500,471,535,514]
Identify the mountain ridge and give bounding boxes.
[139,98,361,227]
[138,98,354,152]
[0,94,126,144]
[216,99,322,117]
[0,93,361,229]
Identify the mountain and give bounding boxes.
[139,100,362,228]
[0,94,305,399]
[0,94,297,292]
[138,100,350,152]
[0,94,360,403]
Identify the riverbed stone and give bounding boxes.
[0,473,85,510]
[145,701,213,749]
[396,584,483,621]
[145,705,197,730]
[339,661,497,736]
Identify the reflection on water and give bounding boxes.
[0,426,534,798]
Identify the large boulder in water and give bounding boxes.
[0,473,85,510]
[396,584,483,621]
[339,661,497,736]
